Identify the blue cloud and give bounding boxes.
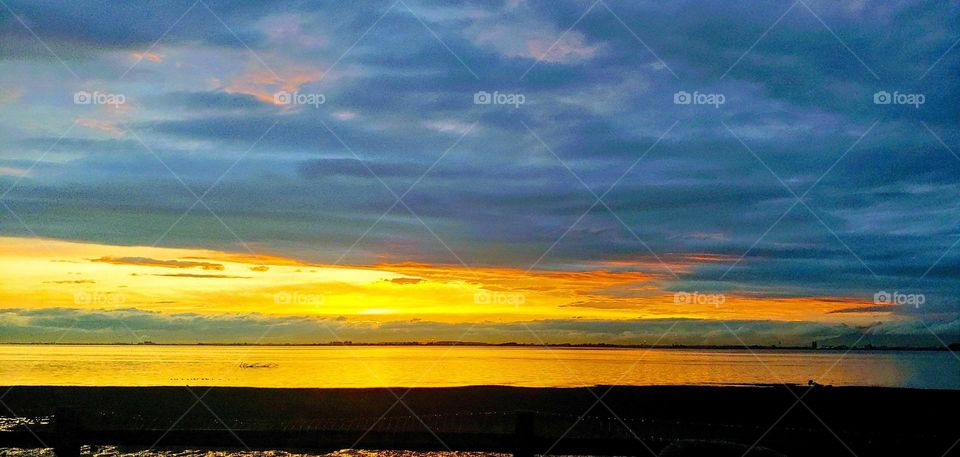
[1,0,959,336]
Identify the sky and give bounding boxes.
[0,0,958,346]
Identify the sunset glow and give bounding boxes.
[1,5,959,456]
[0,0,957,350]
[0,236,891,335]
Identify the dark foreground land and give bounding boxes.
[1,385,958,456]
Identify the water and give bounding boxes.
[1,344,957,389]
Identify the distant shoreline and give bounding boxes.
[2,341,958,351]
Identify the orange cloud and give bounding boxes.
[77,118,123,136]
[387,277,424,285]
[129,51,163,63]
[225,66,325,105]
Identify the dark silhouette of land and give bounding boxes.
[1,385,958,456]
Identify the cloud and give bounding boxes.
[152,273,251,279]
[92,257,225,271]
[1,0,959,345]
[150,91,275,113]
[257,14,327,49]
[76,118,123,136]
[0,0,275,54]
[387,277,424,285]
[0,166,30,177]
[129,51,163,63]
[224,65,326,105]
[827,305,901,314]
[526,31,599,63]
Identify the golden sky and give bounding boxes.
[0,236,890,325]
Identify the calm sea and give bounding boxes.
[1,344,957,389]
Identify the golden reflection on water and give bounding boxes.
[0,345,954,389]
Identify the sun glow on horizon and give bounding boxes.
[0,236,893,327]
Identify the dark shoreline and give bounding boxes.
[3,342,959,351]
[2,385,959,456]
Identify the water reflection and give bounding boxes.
[0,345,956,389]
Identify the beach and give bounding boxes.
[3,345,958,454]
[2,385,959,456]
